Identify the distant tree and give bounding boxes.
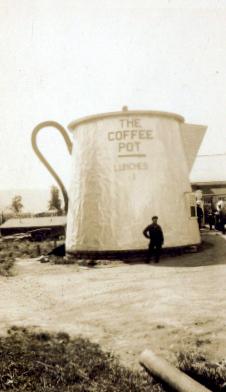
[10,195,23,214]
[48,186,62,215]
[0,211,5,224]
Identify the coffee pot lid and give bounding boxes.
[68,106,185,130]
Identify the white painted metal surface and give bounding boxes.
[65,110,206,252]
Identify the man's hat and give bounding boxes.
[152,215,158,220]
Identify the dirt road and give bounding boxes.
[0,231,226,370]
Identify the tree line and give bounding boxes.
[2,186,63,217]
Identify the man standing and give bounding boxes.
[143,216,164,263]
[196,203,203,230]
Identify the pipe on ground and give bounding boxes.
[139,349,211,392]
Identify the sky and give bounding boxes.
[1,0,226,202]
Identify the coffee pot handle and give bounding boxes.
[31,121,73,214]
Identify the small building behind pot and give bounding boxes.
[0,216,67,239]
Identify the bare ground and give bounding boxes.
[0,231,226,370]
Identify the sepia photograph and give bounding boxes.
[0,0,226,390]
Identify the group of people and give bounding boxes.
[205,201,226,234]
[197,199,226,234]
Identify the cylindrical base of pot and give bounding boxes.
[65,243,200,263]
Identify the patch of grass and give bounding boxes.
[0,327,166,391]
[178,352,226,391]
[0,256,14,276]
[0,240,55,276]
[0,328,225,391]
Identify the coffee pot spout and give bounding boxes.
[181,123,207,172]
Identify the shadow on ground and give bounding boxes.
[124,232,226,268]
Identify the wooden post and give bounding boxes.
[140,349,211,392]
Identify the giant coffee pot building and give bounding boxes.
[32,108,207,258]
